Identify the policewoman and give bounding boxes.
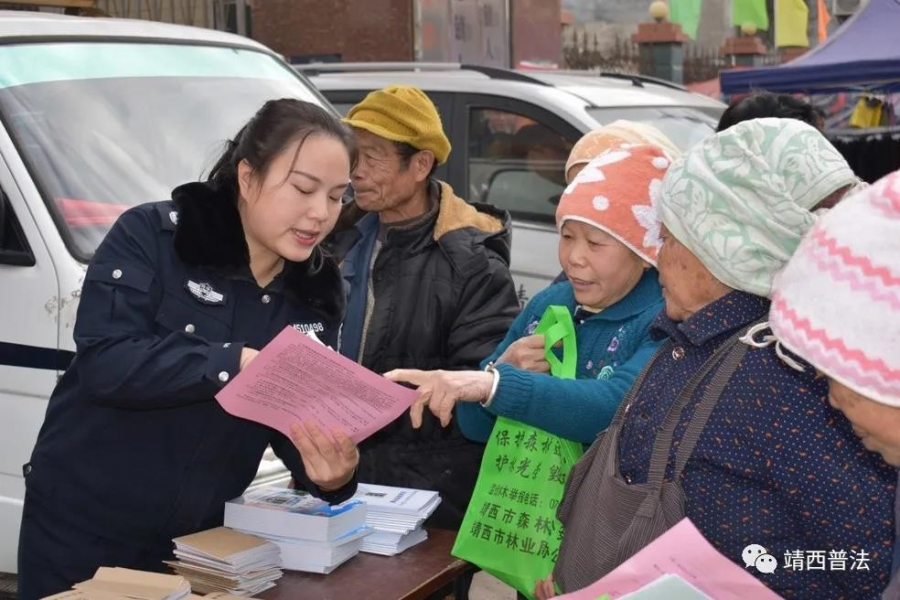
[18,99,360,598]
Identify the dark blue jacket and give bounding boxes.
[615,292,895,599]
[336,211,378,363]
[24,181,356,547]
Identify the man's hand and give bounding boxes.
[496,335,549,373]
[384,369,494,429]
[290,421,359,492]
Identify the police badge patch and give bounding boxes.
[186,280,226,305]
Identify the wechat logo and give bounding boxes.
[743,544,778,574]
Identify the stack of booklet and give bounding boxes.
[166,527,282,596]
[225,487,370,574]
[43,567,191,600]
[352,483,441,556]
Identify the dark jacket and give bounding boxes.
[329,180,520,529]
[23,181,356,550]
[607,292,894,599]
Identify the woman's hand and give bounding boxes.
[497,335,550,373]
[290,421,359,492]
[534,575,557,600]
[384,369,494,429]
[239,348,260,371]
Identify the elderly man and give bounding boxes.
[329,85,519,529]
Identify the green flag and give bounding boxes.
[670,0,703,40]
[732,0,770,30]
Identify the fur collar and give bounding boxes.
[171,181,345,323]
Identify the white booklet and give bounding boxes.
[353,483,441,517]
[225,487,367,543]
[361,528,429,557]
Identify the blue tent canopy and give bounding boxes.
[721,0,900,95]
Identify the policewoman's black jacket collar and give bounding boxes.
[170,181,345,324]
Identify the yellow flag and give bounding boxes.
[776,0,810,47]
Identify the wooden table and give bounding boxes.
[259,529,475,600]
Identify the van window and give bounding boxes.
[469,108,572,223]
[330,103,354,116]
[0,42,326,262]
[0,191,34,266]
[585,106,717,152]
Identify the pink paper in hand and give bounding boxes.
[555,519,783,600]
[215,326,419,444]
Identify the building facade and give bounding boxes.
[252,0,562,67]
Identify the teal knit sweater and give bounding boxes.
[457,270,664,444]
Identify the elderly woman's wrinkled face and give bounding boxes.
[657,225,732,322]
[828,379,900,467]
[559,220,647,311]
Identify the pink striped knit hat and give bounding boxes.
[769,169,900,406]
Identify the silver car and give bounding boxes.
[304,63,725,305]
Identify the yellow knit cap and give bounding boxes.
[344,85,451,165]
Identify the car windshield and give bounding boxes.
[586,106,719,151]
[0,41,327,261]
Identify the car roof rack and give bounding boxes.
[463,64,550,86]
[293,62,550,86]
[597,71,688,91]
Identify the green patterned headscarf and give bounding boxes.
[658,117,858,298]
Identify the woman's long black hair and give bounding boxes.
[208,98,358,271]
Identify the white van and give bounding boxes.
[0,11,334,573]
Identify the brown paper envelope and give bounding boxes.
[172,527,268,560]
[40,590,91,600]
[91,567,188,593]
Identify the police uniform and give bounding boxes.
[18,181,354,599]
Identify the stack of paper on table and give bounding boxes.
[45,588,258,600]
[225,487,369,573]
[166,527,281,596]
[359,529,429,556]
[40,567,191,600]
[42,593,202,600]
[352,483,441,556]
[246,526,374,574]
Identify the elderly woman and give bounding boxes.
[386,141,669,446]
[541,119,896,600]
[551,122,680,287]
[768,170,900,598]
